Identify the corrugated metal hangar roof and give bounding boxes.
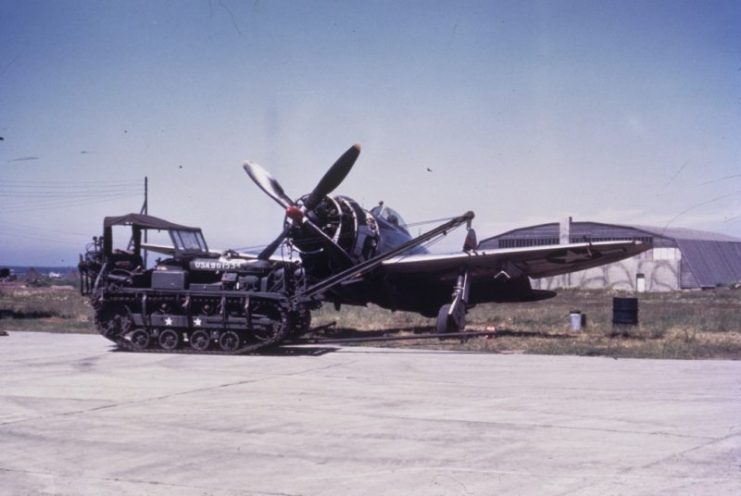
[632,225,741,243]
[479,221,741,289]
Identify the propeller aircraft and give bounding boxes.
[241,144,649,333]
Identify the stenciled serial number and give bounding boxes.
[190,259,247,271]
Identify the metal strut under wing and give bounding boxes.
[294,211,475,302]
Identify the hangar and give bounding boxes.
[479,219,741,291]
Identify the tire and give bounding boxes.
[130,329,151,350]
[436,304,452,333]
[190,330,211,351]
[219,331,241,352]
[158,329,180,351]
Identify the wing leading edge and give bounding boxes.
[381,240,650,282]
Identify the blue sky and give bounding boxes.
[1,0,740,265]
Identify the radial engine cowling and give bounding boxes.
[289,195,379,275]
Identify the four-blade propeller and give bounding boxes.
[242,144,361,263]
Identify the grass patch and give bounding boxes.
[313,289,741,359]
[0,285,95,334]
[2,284,740,359]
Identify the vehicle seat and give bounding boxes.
[110,250,143,271]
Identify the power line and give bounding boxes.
[1,179,140,186]
[1,189,139,200]
[1,192,141,211]
[0,178,142,212]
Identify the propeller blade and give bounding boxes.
[259,218,352,267]
[244,146,360,268]
[243,161,294,209]
[301,218,353,268]
[304,144,361,210]
[257,225,290,260]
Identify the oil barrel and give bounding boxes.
[612,297,638,325]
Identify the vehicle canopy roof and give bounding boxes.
[103,213,201,231]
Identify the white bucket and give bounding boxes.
[569,312,582,332]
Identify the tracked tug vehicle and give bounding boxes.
[79,214,315,354]
[79,208,479,353]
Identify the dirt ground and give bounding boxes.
[311,288,741,359]
[2,284,740,359]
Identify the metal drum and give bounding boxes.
[613,297,638,325]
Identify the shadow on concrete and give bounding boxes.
[304,325,435,340]
[109,343,339,357]
[488,328,575,339]
[263,345,338,357]
[105,326,576,357]
[301,326,575,341]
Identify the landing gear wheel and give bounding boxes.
[190,330,211,351]
[436,304,453,333]
[158,329,180,351]
[130,329,151,350]
[219,331,241,352]
[436,303,466,333]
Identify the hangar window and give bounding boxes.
[571,236,653,245]
[652,247,681,261]
[499,238,559,248]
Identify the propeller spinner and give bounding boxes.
[242,144,361,263]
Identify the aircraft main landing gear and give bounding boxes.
[436,270,470,333]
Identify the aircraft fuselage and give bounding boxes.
[294,196,547,317]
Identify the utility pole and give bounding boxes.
[128,176,150,262]
[142,176,148,267]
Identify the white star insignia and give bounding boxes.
[560,250,585,263]
[193,317,202,327]
[549,249,590,264]
[164,317,173,326]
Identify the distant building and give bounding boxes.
[24,267,40,284]
[479,219,741,291]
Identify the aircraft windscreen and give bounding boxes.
[171,230,208,253]
[371,206,407,227]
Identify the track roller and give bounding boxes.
[158,329,180,351]
[189,330,211,351]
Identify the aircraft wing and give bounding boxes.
[141,243,291,262]
[141,243,227,257]
[380,240,649,282]
[141,243,184,257]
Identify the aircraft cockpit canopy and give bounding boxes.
[371,204,409,234]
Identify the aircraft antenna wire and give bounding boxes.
[403,216,458,228]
